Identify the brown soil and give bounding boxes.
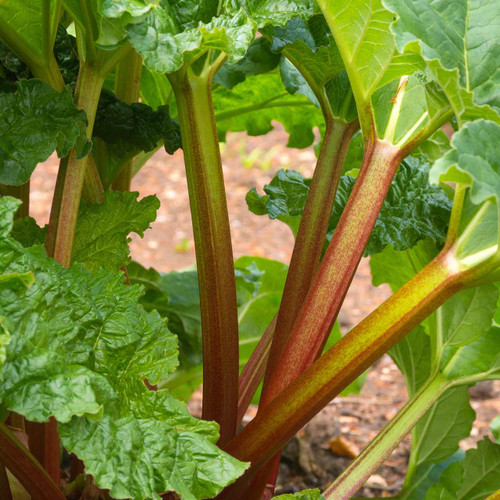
[31,126,500,498]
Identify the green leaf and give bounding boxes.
[431,121,500,211]
[430,120,500,260]
[439,285,498,348]
[10,217,47,248]
[225,0,316,26]
[0,197,21,238]
[117,3,257,73]
[264,16,356,121]
[92,89,181,188]
[316,0,422,104]
[370,239,438,292]
[72,190,160,273]
[399,451,465,500]
[0,197,246,499]
[249,157,452,255]
[214,71,323,148]
[386,0,500,123]
[0,0,60,72]
[390,327,431,397]
[413,386,475,466]
[60,390,247,500]
[425,438,500,500]
[0,79,89,185]
[441,325,500,381]
[214,36,280,89]
[273,489,324,499]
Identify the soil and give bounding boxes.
[31,125,500,498]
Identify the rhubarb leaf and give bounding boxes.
[441,325,500,381]
[390,328,475,470]
[414,387,475,466]
[214,36,280,89]
[274,490,323,499]
[92,89,181,188]
[370,239,438,292]
[112,0,316,75]
[399,452,465,500]
[225,0,315,26]
[430,120,500,258]
[0,79,89,185]
[438,285,498,349]
[72,191,160,273]
[11,217,47,248]
[425,438,500,500]
[390,327,431,397]
[386,0,500,123]
[316,0,422,104]
[249,157,452,254]
[117,4,257,73]
[60,390,248,500]
[0,0,60,72]
[264,16,356,120]
[0,197,247,499]
[214,71,323,148]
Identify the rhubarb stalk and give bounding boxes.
[168,66,239,445]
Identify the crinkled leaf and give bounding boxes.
[93,89,181,188]
[10,217,47,248]
[214,36,280,89]
[425,438,500,500]
[0,197,246,499]
[431,120,500,257]
[0,79,89,185]
[0,197,21,238]
[225,0,315,26]
[72,190,160,273]
[120,4,257,73]
[386,0,500,123]
[60,390,247,500]
[214,71,323,148]
[249,157,452,255]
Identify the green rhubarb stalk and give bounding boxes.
[223,249,465,485]
[168,66,239,445]
[45,61,105,266]
[323,374,448,498]
[260,140,403,406]
[260,119,358,399]
[111,50,143,192]
[0,422,65,500]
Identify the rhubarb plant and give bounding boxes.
[1,0,500,499]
